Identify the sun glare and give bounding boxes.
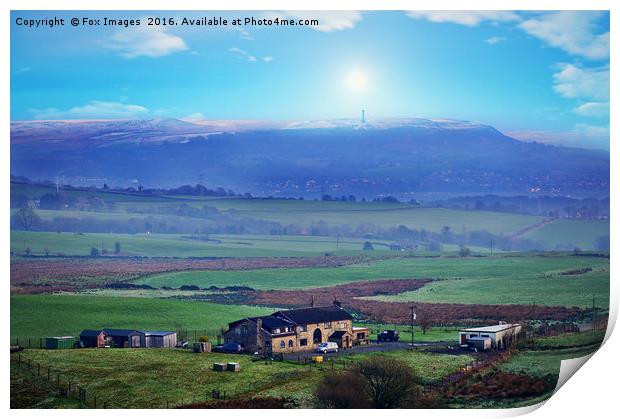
[346,70,368,92]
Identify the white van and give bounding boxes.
[315,342,338,353]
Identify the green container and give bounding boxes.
[45,336,75,349]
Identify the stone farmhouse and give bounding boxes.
[224,303,370,354]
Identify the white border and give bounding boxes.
[3,1,616,419]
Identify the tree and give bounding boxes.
[114,241,121,254]
[458,246,471,257]
[90,247,100,257]
[363,241,374,251]
[11,207,41,231]
[358,356,419,408]
[417,316,433,334]
[316,356,419,408]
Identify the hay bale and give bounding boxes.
[227,362,240,372]
[213,363,227,372]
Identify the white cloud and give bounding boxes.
[519,11,609,60]
[406,11,520,27]
[264,11,362,32]
[485,36,506,45]
[574,102,609,118]
[104,25,188,58]
[263,56,273,63]
[229,47,263,62]
[29,101,149,119]
[552,63,609,101]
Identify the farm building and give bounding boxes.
[224,303,368,354]
[458,323,522,350]
[143,331,177,348]
[79,330,107,348]
[352,326,370,345]
[45,336,75,349]
[103,329,145,348]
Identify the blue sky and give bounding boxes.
[10,10,610,149]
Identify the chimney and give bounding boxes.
[333,298,342,308]
[311,295,315,307]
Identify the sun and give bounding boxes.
[346,70,368,92]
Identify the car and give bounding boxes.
[219,342,244,353]
[377,330,400,342]
[315,342,338,353]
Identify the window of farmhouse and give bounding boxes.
[280,341,285,348]
[288,340,293,347]
[300,339,308,346]
[242,325,248,335]
[274,328,281,334]
[235,327,241,335]
[299,325,308,332]
[324,322,332,329]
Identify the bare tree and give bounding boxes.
[11,207,41,231]
[316,356,419,408]
[358,356,418,408]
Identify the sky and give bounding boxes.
[10,10,610,149]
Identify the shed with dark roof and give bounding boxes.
[79,329,107,348]
[103,329,145,348]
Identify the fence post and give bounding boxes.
[94,396,97,409]
[40,338,43,349]
[47,366,51,380]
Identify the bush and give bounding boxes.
[198,335,210,343]
[316,355,421,409]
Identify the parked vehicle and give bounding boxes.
[214,342,244,353]
[377,330,400,342]
[315,342,338,353]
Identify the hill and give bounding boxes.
[10,118,609,198]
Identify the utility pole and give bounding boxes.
[410,306,416,350]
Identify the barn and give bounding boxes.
[103,329,145,348]
[79,330,107,348]
[458,323,522,350]
[143,331,177,348]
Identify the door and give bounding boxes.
[460,334,466,345]
[313,328,322,344]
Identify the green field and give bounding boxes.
[522,218,609,250]
[13,348,473,408]
[367,263,609,308]
[135,254,610,308]
[11,231,395,258]
[499,345,600,378]
[10,295,274,343]
[531,330,606,349]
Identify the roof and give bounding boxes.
[46,336,75,340]
[352,326,369,332]
[460,324,521,333]
[329,330,350,339]
[142,331,176,336]
[103,328,142,337]
[251,315,296,331]
[273,305,353,325]
[80,329,105,337]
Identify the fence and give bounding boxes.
[12,354,109,408]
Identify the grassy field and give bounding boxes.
[366,264,609,308]
[531,330,606,349]
[522,218,609,250]
[135,254,610,308]
[10,295,274,343]
[11,231,396,258]
[498,345,600,378]
[14,348,473,408]
[11,230,495,258]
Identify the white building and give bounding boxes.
[458,323,522,350]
